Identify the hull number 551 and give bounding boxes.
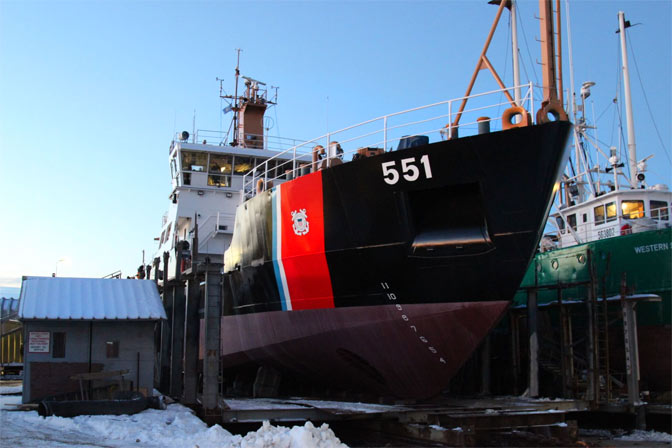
[382,155,432,185]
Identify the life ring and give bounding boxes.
[535,100,568,124]
[620,224,632,236]
[256,178,265,194]
[502,106,531,130]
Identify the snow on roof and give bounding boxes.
[18,277,167,321]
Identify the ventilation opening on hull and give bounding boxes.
[408,182,493,257]
[335,348,387,387]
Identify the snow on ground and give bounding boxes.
[0,384,22,394]
[579,427,672,446]
[0,386,348,448]
[617,429,672,443]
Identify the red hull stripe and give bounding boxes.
[274,171,334,310]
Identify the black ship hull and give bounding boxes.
[220,121,572,398]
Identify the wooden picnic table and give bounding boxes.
[70,369,129,400]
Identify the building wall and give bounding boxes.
[23,320,157,403]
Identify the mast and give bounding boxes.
[511,0,522,105]
[536,0,568,122]
[618,11,638,187]
[232,49,242,147]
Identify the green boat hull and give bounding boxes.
[515,227,671,391]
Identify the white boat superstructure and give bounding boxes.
[544,11,671,251]
[548,186,671,250]
[154,73,300,281]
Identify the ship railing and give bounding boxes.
[182,129,309,153]
[241,83,535,198]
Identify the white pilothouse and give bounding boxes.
[154,69,302,281]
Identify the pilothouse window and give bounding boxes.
[233,156,254,175]
[181,151,207,172]
[209,154,232,175]
[606,202,617,222]
[651,200,669,220]
[594,205,605,225]
[208,153,232,187]
[622,200,644,219]
[594,202,616,225]
[555,216,565,231]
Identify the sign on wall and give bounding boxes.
[28,331,50,353]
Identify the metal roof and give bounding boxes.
[18,277,167,321]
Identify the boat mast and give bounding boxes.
[233,49,242,147]
[536,0,568,122]
[563,0,597,201]
[618,11,638,187]
[511,0,522,106]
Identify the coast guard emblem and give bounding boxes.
[291,209,309,236]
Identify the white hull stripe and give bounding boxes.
[272,187,292,311]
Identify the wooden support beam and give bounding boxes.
[527,289,539,398]
[183,277,200,404]
[169,285,186,398]
[620,274,641,408]
[158,251,172,394]
[203,264,222,411]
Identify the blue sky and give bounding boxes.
[0,0,670,293]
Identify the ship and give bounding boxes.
[213,0,574,399]
[514,12,671,396]
[155,1,573,399]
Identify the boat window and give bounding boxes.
[651,200,669,220]
[233,155,254,175]
[264,159,278,178]
[170,158,178,180]
[594,205,605,225]
[255,157,271,175]
[606,202,617,222]
[181,151,207,172]
[183,172,191,185]
[208,174,231,188]
[622,200,644,219]
[555,216,565,231]
[567,214,577,231]
[209,154,232,175]
[582,214,587,223]
[276,159,293,179]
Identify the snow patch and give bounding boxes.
[241,420,346,448]
[0,384,22,394]
[617,430,672,443]
[1,395,348,447]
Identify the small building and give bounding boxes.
[18,276,166,403]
